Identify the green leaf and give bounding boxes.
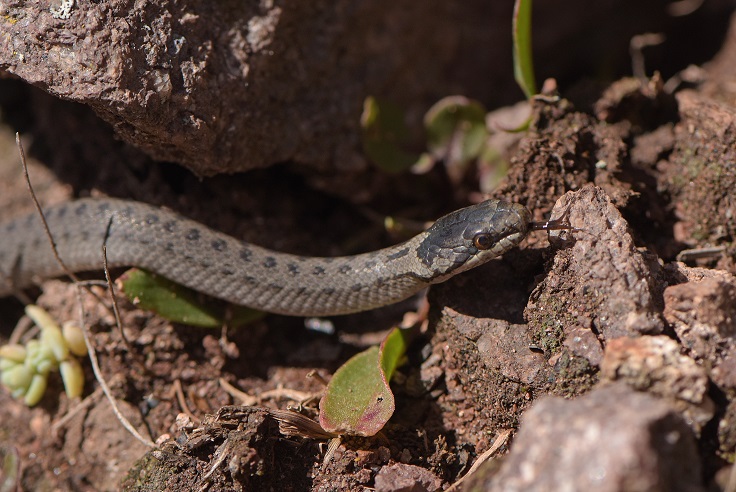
[513,0,537,99]
[319,327,411,436]
[361,96,420,173]
[379,326,411,381]
[119,269,264,328]
[424,96,488,165]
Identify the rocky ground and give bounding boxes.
[1,1,736,491]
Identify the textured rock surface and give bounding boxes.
[526,186,666,343]
[3,0,517,175]
[471,384,702,492]
[600,336,713,433]
[475,320,549,386]
[664,272,736,393]
[373,463,443,492]
[1,0,709,176]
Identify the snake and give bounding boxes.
[0,198,538,316]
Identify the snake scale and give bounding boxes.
[0,198,533,316]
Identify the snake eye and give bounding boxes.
[473,233,494,250]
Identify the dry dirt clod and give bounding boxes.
[121,406,288,491]
[465,383,703,492]
[425,248,550,450]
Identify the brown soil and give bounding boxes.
[2,7,736,492]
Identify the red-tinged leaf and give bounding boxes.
[319,327,411,436]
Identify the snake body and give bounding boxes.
[0,198,531,316]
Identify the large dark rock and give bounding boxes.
[0,0,713,176]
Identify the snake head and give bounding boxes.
[417,200,532,283]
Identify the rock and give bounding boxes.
[664,262,736,285]
[599,336,713,433]
[663,272,736,394]
[0,1,521,176]
[425,253,554,450]
[526,186,666,342]
[664,90,736,258]
[471,384,703,492]
[3,1,696,177]
[562,326,604,366]
[665,276,736,341]
[664,275,736,355]
[475,320,549,386]
[718,399,736,455]
[373,463,443,492]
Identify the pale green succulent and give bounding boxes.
[0,305,87,406]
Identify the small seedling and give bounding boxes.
[360,96,421,173]
[362,0,539,174]
[513,0,537,99]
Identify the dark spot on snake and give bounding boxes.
[122,206,134,217]
[288,263,300,275]
[25,214,35,225]
[211,239,227,252]
[164,242,175,252]
[199,259,213,268]
[240,248,252,262]
[264,256,277,268]
[351,284,362,292]
[139,236,153,245]
[323,257,335,263]
[163,221,177,233]
[295,287,307,296]
[375,277,386,288]
[244,276,257,285]
[97,203,111,213]
[80,230,90,241]
[339,265,351,274]
[321,287,336,295]
[183,254,195,262]
[221,267,235,276]
[268,283,284,293]
[364,260,377,269]
[313,266,326,276]
[186,228,200,241]
[297,256,309,262]
[60,231,70,242]
[31,237,42,248]
[6,222,15,232]
[386,247,409,261]
[75,203,88,216]
[56,205,68,218]
[145,214,159,225]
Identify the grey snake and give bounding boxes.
[0,198,538,316]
